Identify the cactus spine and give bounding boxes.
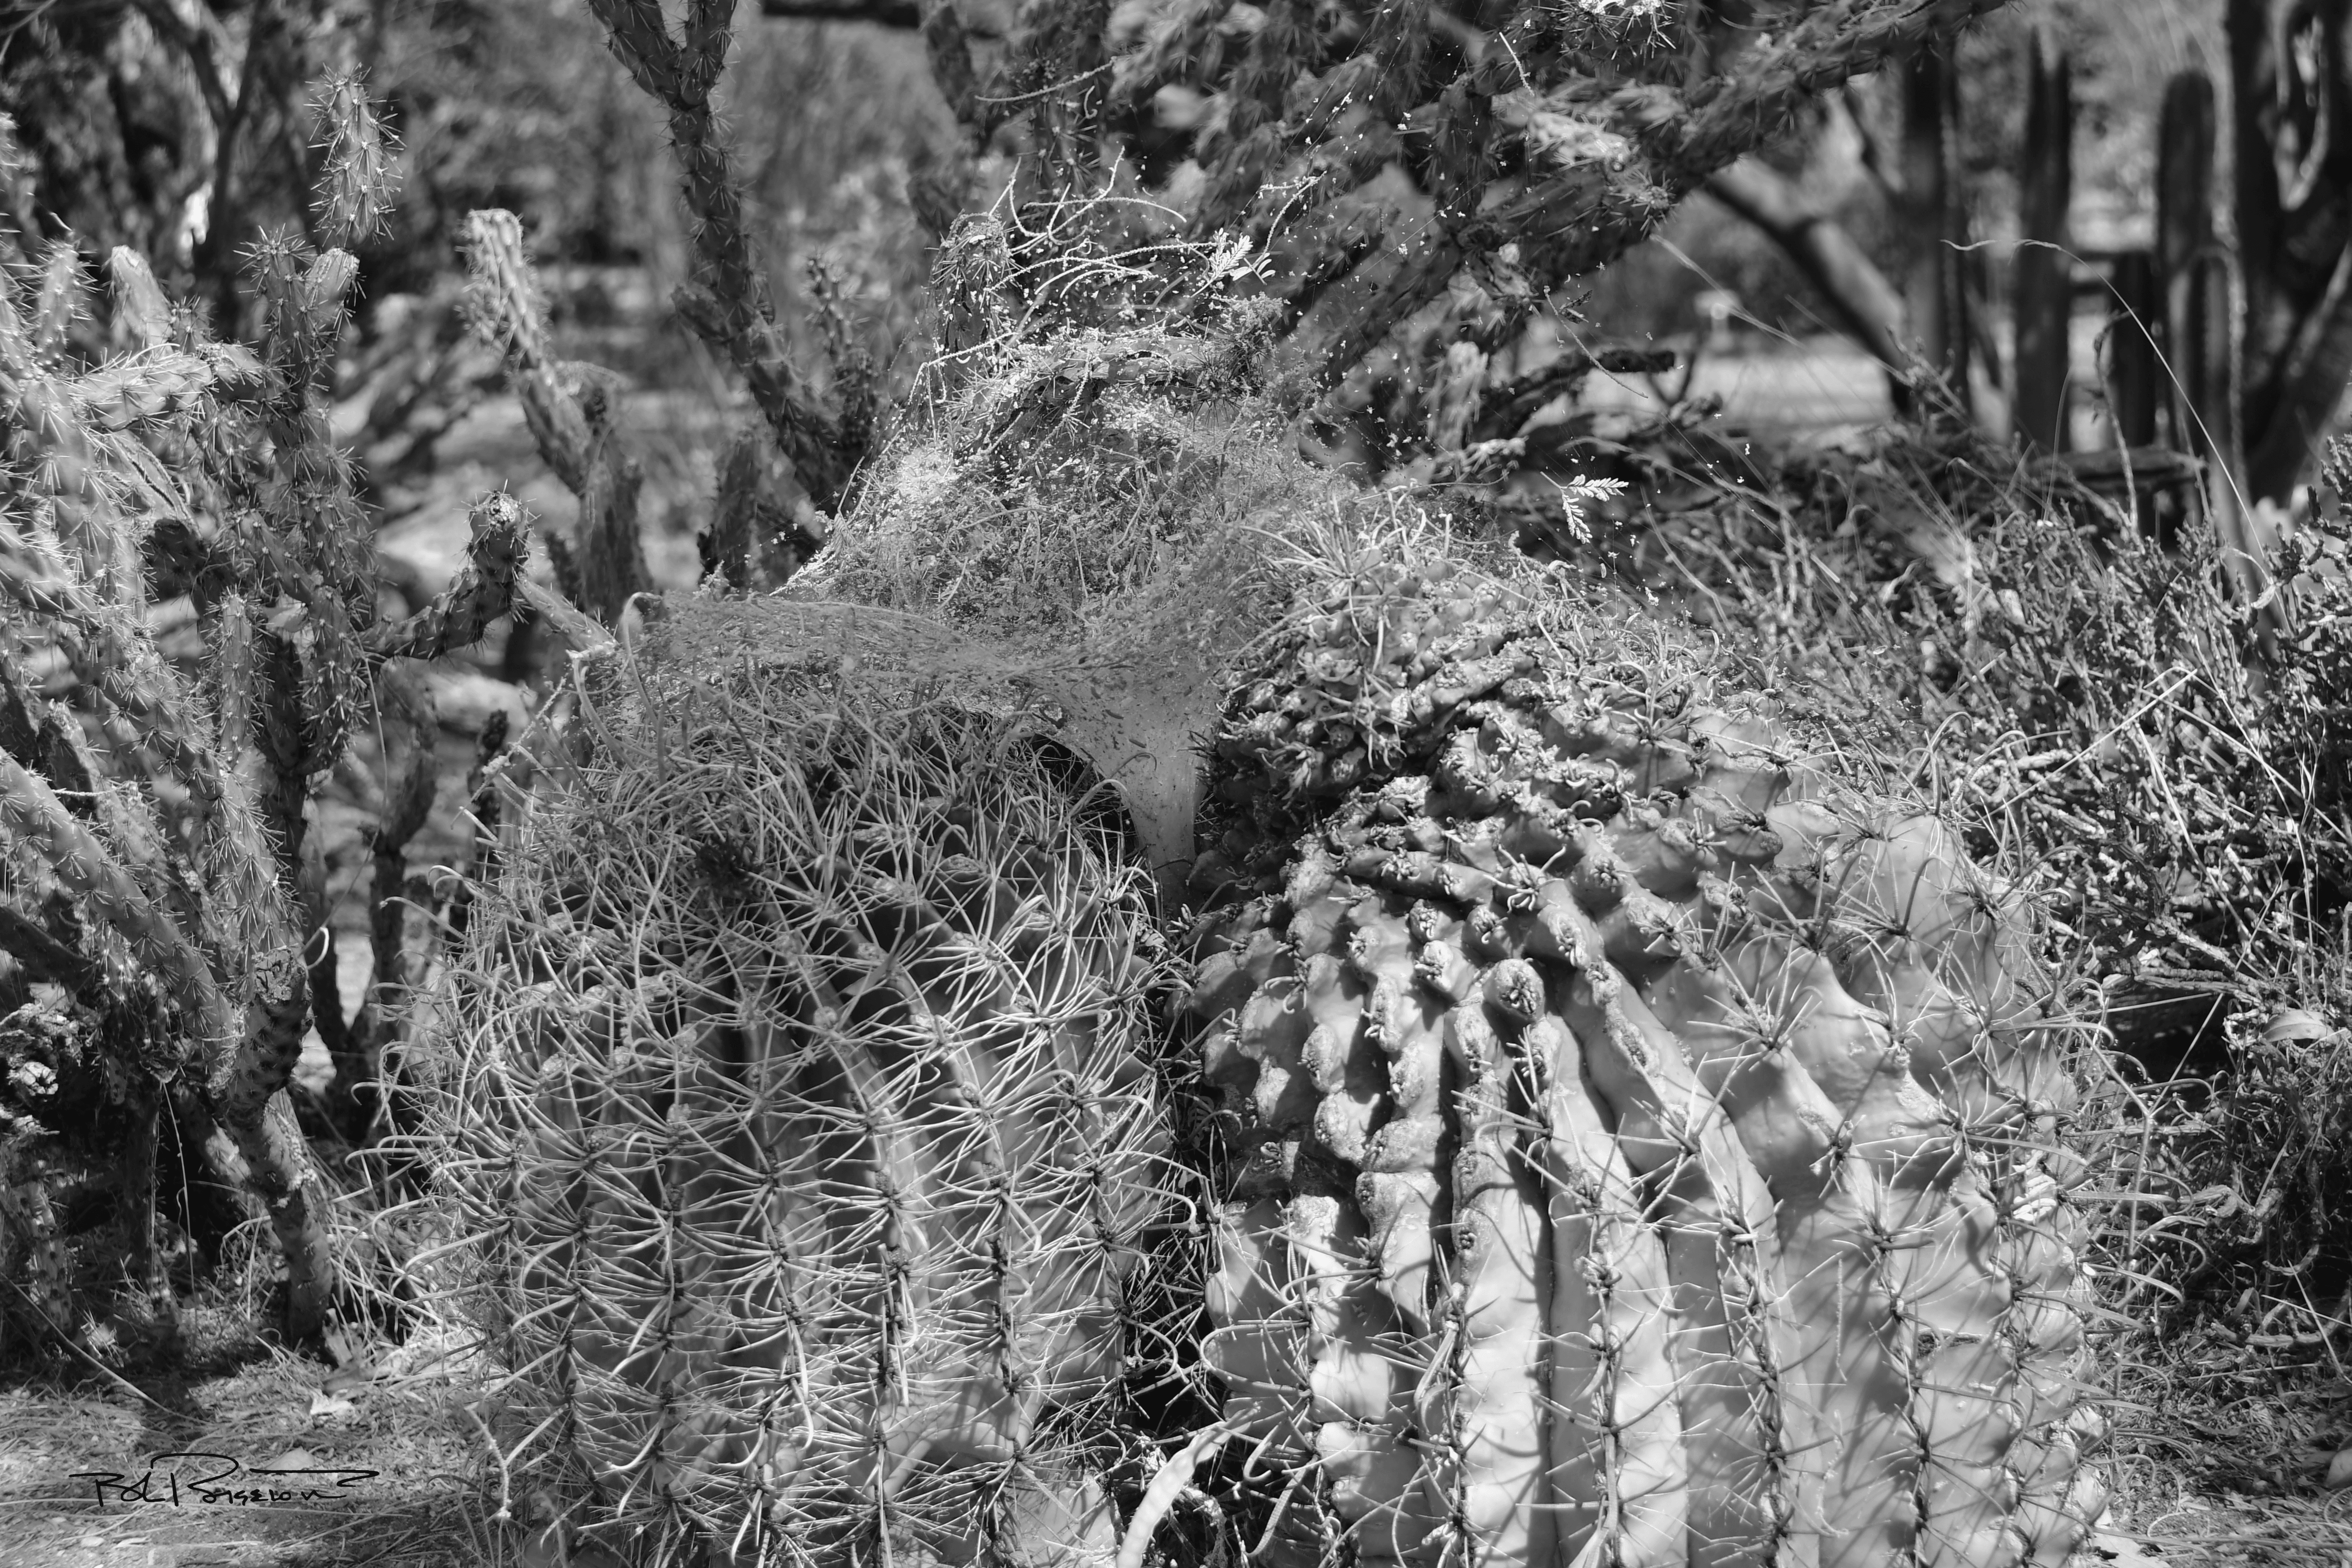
[1184,539,2105,1568]
[437,673,1183,1564]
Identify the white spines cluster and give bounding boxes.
[436,678,1185,1565]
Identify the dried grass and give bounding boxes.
[1635,423,2352,1275]
[803,204,1314,663]
[0,1222,500,1567]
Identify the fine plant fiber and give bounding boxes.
[1635,419,2352,1327]
[804,201,1308,659]
[706,201,1340,890]
[419,662,1191,1565]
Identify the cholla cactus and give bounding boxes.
[459,209,654,623]
[929,0,2007,373]
[0,84,525,1344]
[585,0,869,509]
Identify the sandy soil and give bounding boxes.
[0,1307,486,1568]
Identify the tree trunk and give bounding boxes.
[2014,27,2074,453]
[165,1082,256,1268]
[2154,67,2282,631]
[2159,71,2227,461]
[1704,160,1911,381]
[119,1091,180,1349]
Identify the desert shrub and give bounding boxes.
[0,83,527,1350]
[1642,418,2352,1326]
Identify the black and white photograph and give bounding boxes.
[0,1,2341,1564]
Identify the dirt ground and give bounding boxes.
[0,1306,487,1568]
[4,1328,2349,1567]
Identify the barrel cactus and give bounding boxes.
[1181,529,2105,1568]
[436,669,1183,1564]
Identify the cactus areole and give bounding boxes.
[1182,552,2105,1568]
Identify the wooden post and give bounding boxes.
[2157,70,2224,462]
[2014,27,2074,452]
[1901,44,1971,404]
[2159,66,2278,634]
[2107,250,2163,454]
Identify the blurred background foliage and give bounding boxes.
[0,1,2229,410]
[0,0,949,396]
[1593,0,2223,343]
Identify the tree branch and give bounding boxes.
[1288,0,2014,382]
[0,904,102,999]
[1703,158,1911,372]
[1475,346,1679,441]
[126,0,237,133]
[2246,238,2352,501]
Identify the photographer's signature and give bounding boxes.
[71,1451,378,1508]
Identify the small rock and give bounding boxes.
[2263,1007,2339,1048]
[2325,1446,2352,1490]
[2088,1508,2167,1565]
[320,1363,373,1395]
[425,667,532,734]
